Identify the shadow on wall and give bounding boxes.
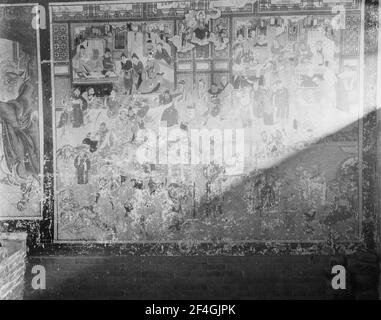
[23,109,380,300]
[55,110,374,244]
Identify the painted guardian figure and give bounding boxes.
[0,4,42,218]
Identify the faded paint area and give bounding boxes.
[51,1,364,243]
[0,1,379,253]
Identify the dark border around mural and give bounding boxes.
[0,0,379,256]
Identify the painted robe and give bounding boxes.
[0,80,39,179]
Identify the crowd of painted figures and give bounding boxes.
[72,21,174,94]
[55,14,360,241]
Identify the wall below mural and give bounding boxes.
[51,1,362,242]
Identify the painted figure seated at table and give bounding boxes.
[72,45,91,77]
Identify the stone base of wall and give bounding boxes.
[24,254,379,300]
[0,233,27,300]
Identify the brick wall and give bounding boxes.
[0,233,27,300]
[23,254,378,300]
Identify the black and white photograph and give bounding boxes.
[0,0,380,308]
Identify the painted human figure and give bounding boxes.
[313,41,325,66]
[195,79,209,116]
[81,87,96,124]
[259,175,276,211]
[213,21,229,51]
[193,11,209,43]
[87,49,103,73]
[178,21,189,48]
[160,91,178,128]
[95,122,113,151]
[173,79,187,102]
[321,61,337,109]
[219,76,233,96]
[0,78,39,179]
[72,45,90,76]
[71,88,87,128]
[218,76,233,119]
[159,89,173,106]
[82,88,100,123]
[271,38,286,66]
[234,41,253,66]
[56,146,75,186]
[273,80,289,120]
[154,42,172,65]
[193,9,221,44]
[172,80,191,128]
[208,83,222,117]
[296,42,312,64]
[102,48,115,75]
[145,39,155,57]
[140,56,162,94]
[57,97,71,129]
[250,79,265,118]
[309,165,326,208]
[105,88,120,118]
[74,150,90,185]
[239,86,253,127]
[120,53,134,95]
[116,107,136,143]
[82,87,97,108]
[131,53,144,91]
[336,65,356,112]
[82,132,98,153]
[169,21,195,53]
[261,83,273,126]
[127,23,144,60]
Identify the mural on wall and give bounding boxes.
[0,4,43,219]
[51,1,362,242]
[70,20,175,93]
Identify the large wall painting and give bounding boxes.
[0,4,43,219]
[51,1,363,242]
